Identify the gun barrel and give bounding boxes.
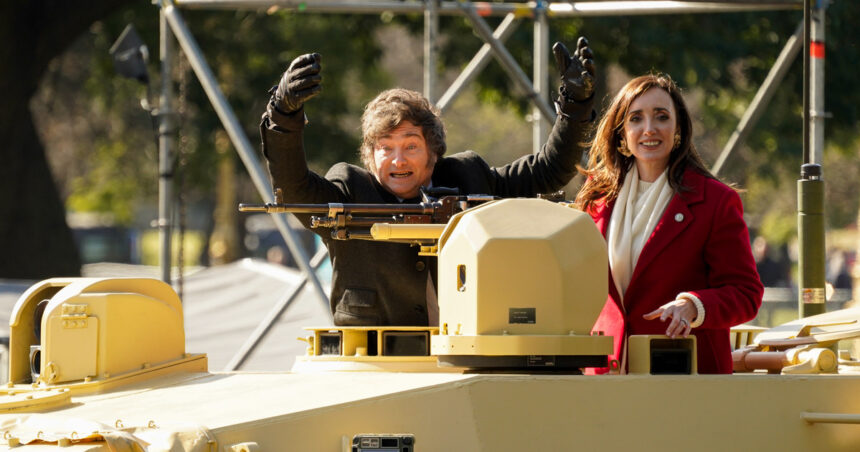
[238,203,331,213]
[371,223,446,240]
[238,203,433,214]
[342,203,432,214]
[237,204,270,213]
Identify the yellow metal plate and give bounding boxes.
[431,334,613,356]
[0,387,71,413]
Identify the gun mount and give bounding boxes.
[239,187,496,242]
[290,198,614,372]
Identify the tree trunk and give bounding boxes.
[0,0,135,278]
[208,131,241,265]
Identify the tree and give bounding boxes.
[33,6,391,267]
[0,0,139,278]
[428,5,860,239]
[17,3,860,279]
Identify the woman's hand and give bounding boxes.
[643,298,698,338]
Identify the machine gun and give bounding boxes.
[238,187,498,243]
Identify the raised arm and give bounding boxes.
[489,37,596,197]
[260,53,347,205]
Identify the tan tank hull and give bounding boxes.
[3,199,859,450]
[2,370,860,451]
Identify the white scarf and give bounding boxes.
[607,165,674,301]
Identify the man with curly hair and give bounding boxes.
[261,39,596,326]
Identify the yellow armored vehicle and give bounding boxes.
[2,198,860,451]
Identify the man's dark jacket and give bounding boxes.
[261,99,593,326]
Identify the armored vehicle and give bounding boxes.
[1,198,859,451]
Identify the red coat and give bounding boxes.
[588,169,763,374]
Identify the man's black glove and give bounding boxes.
[552,37,595,103]
[273,53,322,114]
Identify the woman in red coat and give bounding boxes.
[575,74,763,374]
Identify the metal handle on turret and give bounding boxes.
[801,412,860,425]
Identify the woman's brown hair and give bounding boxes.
[574,74,714,213]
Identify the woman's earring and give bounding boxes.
[673,132,681,150]
[618,138,632,157]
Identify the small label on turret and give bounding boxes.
[509,308,536,324]
[527,355,556,367]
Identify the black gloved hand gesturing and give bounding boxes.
[552,37,595,103]
[273,53,322,114]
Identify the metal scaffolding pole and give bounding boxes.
[532,1,549,155]
[797,0,828,319]
[436,13,520,113]
[809,0,827,166]
[424,0,439,103]
[176,0,801,17]
[459,2,555,123]
[160,0,331,312]
[158,6,175,284]
[547,1,799,16]
[711,23,802,176]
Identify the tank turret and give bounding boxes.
[432,198,612,368]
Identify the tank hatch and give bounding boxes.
[7,277,208,394]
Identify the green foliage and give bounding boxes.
[53,3,860,248]
[444,89,531,166]
[67,139,155,224]
[550,6,857,244]
[180,9,390,170]
[395,3,860,195]
[560,11,806,177]
[822,137,860,229]
[64,5,390,221]
[759,208,798,246]
[139,229,205,266]
[821,1,860,137]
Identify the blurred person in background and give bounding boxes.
[752,236,792,287]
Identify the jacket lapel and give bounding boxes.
[591,199,614,237]
[629,170,705,282]
[589,199,623,308]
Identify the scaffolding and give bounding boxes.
[153,0,821,369]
